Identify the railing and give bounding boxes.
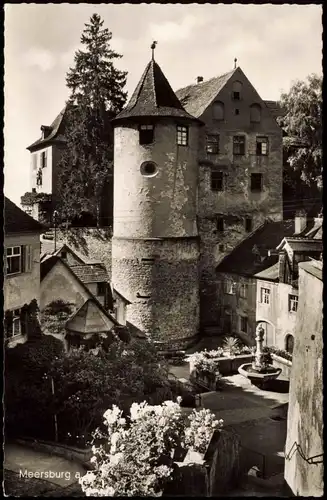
[284,441,323,465]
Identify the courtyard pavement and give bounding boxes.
[4,443,86,487]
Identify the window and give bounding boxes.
[250,104,261,123]
[97,282,107,296]
[36,168,42,186]
[251,173,263,192]
[240,283,248,299]
[216,216,224,232]
[245,217,253,232]
[256,137,268,156]
[285,334,294,354]
[139,124,154,145]
[213,101,224,120]
[233,136,245,155]
[5,308,27,339]
[41,151,47,169]
[235,108,240,115]
[6,245,32,275]
[211,170,223,191]
[206,135,219,154]
[176,125,188,146]
[232,91,240,100]
[232,81,243,99]
[260,287,271,304]
[288,294,298,312]
[218,244,225,252]
[225,280,236,295]
[240,316,248,333]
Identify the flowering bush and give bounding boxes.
[185,408,223,454]
[186,349,222,374]
[79,400,222,497]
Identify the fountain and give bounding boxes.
[238,324,282,389]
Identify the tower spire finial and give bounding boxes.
[151,41,157,60]
[234,57,237,69]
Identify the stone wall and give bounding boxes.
[284,264,323,496]
[197,68,283,326]
[271,354,292,379]
[207,429,241,495]
[112,237,200,347]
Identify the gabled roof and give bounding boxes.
[40,255,114,312]
[216,220,295,277]
[27,106,68,151]
[175,69,236,118]
[299,260,322,281]
[277,237,323,253]
[41,240,101,265]
[5,197,44,234]
[70,263,109,283]
[264,100,286,119]
[112,287,132,305]
[65,298,117,334]
[254,262,279,281]
[113,59,201,124]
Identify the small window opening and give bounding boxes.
[139,124,154,145]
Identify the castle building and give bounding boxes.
[24,54,284,347]
[111,56,203,349]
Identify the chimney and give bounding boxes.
[197,76,204,84]
[278,250,287,283]
[294,209,307,235]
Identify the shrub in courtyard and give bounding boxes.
[79,401,222,496]
[184,408,224,454]
[222,336,241,355]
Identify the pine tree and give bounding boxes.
[57,14,127,226]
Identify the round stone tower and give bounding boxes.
[111,52,203,349]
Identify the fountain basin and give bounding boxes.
[238,363,282,388]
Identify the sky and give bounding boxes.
[4,3,322,205]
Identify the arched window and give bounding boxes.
[285,334,294,354]
[213,101,224,120]
[250,104,261,123]
[232,81,243,100]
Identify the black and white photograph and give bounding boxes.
[3,3,323,497]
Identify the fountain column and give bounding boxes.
[252,324,265,371]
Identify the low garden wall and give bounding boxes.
[14,437,92,469]
[217,354,253,376]
[271,353,292,379]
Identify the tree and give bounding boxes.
[57,13,127,226]
[278,74,322,190]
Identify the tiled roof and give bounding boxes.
[113,59,201,124]
[65,298,117,334]
[216,219,295,277]
[27,106,68,151]
[254,262,279,281]
[175,70,235,118]
[5,197,44,234]
[299,260,322,281]
[70,263,109,283]
[263,100,286,118]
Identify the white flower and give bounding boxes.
[90,456,97,464]
[110,452,124,465]
[176,396,182,404]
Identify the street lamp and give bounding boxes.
[53,210,59,252]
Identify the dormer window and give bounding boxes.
[139,124,154,145]
[176,125,188,146]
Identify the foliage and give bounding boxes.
[263,346,292,362]
[46,337,171,446]
[57,13,127,225]
[222,336,241,355]
[278,74,322,190]
[186,349,222,374]
[185,408,224,454]
[79,401,221,496]
[42,300,74,336]
[21,191,52,206]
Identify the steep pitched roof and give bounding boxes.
[70,263,109,283]
[27,106,68,151]
[263,100,286,119]
[175,69,235,118]
[216,220,295,277]
[277,237,323,253]
[254,262,279,281]
[41,255,116,319]
[113,59,201,124]
[5,197,44,234]
[65,298,117,334]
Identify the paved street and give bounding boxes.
[4,443,86,487]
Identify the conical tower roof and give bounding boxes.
[112,59,201,124]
